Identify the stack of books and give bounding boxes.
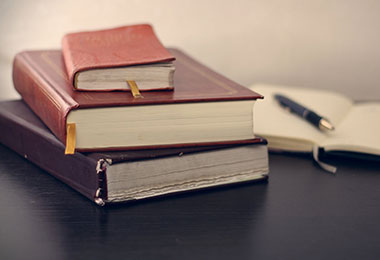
[0,24,269,205]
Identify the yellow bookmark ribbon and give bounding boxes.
[65,123,76,155]
[127,80,144,99]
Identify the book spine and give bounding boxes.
[61,36,76,86]
[0,105,101,204]
[12,52,73,144]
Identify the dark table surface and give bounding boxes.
[0,144,379,260]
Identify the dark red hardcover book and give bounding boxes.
[13,48,262,152]
[0,100,268,205]
[62,24,176,91]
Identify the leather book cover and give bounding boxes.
[13,48,262,151]
[62,24,175,88]
[0,100,267,205]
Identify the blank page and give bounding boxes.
[251,84,353,151]
[320,103,380,155]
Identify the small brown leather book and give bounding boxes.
[13,48,262,153]
[0,100,269,205]
[62,24,175,91]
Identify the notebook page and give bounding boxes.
[251,84,353,151]
[320,103,380,155]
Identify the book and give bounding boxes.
[62,24,176,91]
[250,84,380,157]
[0,100,269,205]
[13,48,262,153]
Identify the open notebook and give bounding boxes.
[250,84,380,171]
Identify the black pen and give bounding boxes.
[274,94,335,131]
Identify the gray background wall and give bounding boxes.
[1,0,379,101]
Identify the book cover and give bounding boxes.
[13,48,262,152]
[0,100,268,205]
[62,24,175,89]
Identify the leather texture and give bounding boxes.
[62,24,175,87]
[12,48,263,151]
[0,100,99,201]
[0,100,267,204]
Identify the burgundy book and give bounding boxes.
[0,100,269,205]
[62,24,176,91]
[13,48,263,153]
